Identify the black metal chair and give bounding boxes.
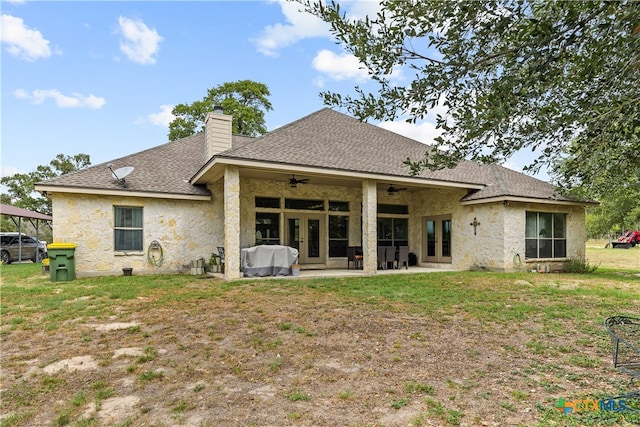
[397,246,409,269]
[604,316,640,384]
[347,246,363,270]
[377,246,387,270]
[217,246,225,273]
[385,245,396,269]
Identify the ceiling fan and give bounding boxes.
[386,184,407,195]
[288,175,310,187]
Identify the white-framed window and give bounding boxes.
[114,206,143,251]
[525,212,566,259]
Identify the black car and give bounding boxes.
[0,233,47,264]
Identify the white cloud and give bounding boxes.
[343,1,382,21]
[253,0,330,56]
[253,1,384,56]
[117,16,163,65]
[312,49,370,83]
[503,149,551,179]
[145,104,175,127]
[1,14,51,61]
[378,120,442,145]
[15,89,106,109]
[1,165,25,178]
[312,48,407,85]
[313,76,326,88]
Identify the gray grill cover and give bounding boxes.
[241,245,299,277]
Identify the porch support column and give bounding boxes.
[362,180,377,275]
[224,166,241,280]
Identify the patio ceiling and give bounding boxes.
[203,159,483,194]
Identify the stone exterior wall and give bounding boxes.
[437,201,586,272]
[51,193,220,277]
[410,187,470,269]
[502,202,586,272]
[51,176,586,276]
[239,177,363,269]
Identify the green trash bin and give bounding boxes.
[48,243,77,282]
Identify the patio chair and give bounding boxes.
[397,246,409,269]
[377,246,387,270]
[604,316,640,384]
[347,246,363,270]
[217,246,225,273]
[385,245,396,269]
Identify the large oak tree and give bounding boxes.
[1,153,91,221]
[168,80,273,140]
[301,0,639,198]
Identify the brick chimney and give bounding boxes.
[205,106,232,160]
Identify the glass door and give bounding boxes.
[286,214,324,264]
[424,215,452,263]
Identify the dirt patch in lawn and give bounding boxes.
[1,280,636,426]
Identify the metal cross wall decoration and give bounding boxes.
[470,217,480,235]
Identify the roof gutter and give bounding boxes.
[460,195,600,207]
[35,184,211,201]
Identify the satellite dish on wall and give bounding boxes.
[108,164,134,188]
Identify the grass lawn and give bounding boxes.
[1,245,639,426]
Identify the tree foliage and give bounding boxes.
[301,0,640,196]
[584,181,640,238]
[1,153,91,217]
[168,80,273,140]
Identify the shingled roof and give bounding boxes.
[37,133,253,197]
[38,108,583,204]
[215,108,580,203]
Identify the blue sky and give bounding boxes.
[1,0,546,180]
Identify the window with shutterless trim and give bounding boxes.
[525,212,566,259]
[114,206,143,251]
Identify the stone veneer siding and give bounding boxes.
[51,193,220,277]
[51,178,586,277]
[223,166,241,280]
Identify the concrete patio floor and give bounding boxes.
[208,265,461,280]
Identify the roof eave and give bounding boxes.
[35,184,211,201]
[460,195,600,207]
[192,156,486,190]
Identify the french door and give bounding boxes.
[286,214,325,264]
[424,215,452,263]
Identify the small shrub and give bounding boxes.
[568,355,600,368]
[563,257,599,273]
[278,322,292,331]
[391,398,408,409]
[285,389,310,402]
[172,398,186,413]
[54,410,70,426]
[139,370,164,381]
[268,357,283,371]
[71,391,88,407]
[338,390,355,400]
[405,381,434,395]
[136,347,157,363]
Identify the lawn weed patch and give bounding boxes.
[1,259,639,426]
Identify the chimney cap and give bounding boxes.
[213,105,224,114]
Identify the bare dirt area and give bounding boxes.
[1,277,638,426]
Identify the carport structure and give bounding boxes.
[0,204,52,263]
